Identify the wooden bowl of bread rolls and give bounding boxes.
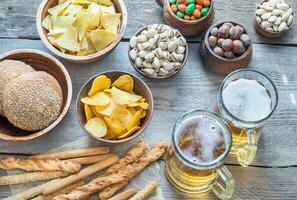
[0,49,72,141]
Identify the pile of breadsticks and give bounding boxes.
[0,141,167,200]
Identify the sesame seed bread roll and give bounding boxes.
[2,71,62,131]
[0,59,35,116]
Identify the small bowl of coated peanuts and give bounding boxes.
[255,0,294,38]
[155,0,215,36]
[128,24,188,79]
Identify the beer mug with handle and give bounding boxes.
[217,69,278,167]
[165,110,234,200]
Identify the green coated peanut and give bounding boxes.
[201,7,209,16]
[176,11,185,18]
[169,0,176,4]
[188,0,195,4]
[185,3,195,15]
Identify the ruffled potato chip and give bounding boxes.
[89,30,117,51]
[103,116,125,136]
[127,110,141,131]
[98,0,114,6]
[101,13,121,33]
[118,126,141,139]
[111,87,142,105]
[88,75,111,96]
[85,117,107,138]
[84,104,94,121]
[81,92,111,107]
[48,0,71,15]
[110,105,134,128]
[112,75,134,93]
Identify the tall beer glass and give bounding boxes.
[217,69,278,167]
[165,110,234,200]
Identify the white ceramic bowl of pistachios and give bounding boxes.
[128,24,188,79]
[255,0,294,38]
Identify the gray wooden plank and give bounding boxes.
[0,0,296,45]
[0,170,12,199]
[0,39,296,167]
[160,162,297,200]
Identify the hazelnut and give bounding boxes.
[233,40,246,55]
[217,38,224,47]
[229,27,241,39]
[213,47,224,57]
[223,22,234,28]
[240,34,251,47]
[210,27,219,36]
[208,36,218,47]
[224,51,235,59]
[235,25,244,35]
[222,39,234,51]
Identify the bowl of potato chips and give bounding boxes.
[76,71,154,143]
[37,0,127,63]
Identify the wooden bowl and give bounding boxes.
[0,49,72,141]
[254,0,294,38]
[76,71,154,144]
[36,0,127,64]
[155,0,215,37]
[200,21,253,75]
[128,25,189,79]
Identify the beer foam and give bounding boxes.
[176,115,227,165]
[222,78,272,122]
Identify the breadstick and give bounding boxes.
[31,180,84,200]
[53,142,168,200]
[43,154,119,195]
[68,153,117,165]
[97,142,148,199]
[30,146,110,160]
[3,178,60,200]
[99,142,165,199]
[0,157,81,173]
[109,188,137,200]
[104,141,148,174]
[129,181,158,200]
[0,171,69,185]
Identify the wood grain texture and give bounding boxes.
[0,39,296,168]
[0,0,296,45]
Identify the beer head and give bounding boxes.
[173,110,232,169]
[218,69,278,128]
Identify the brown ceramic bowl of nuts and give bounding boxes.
[200,21,253,75]
[155,0,215,37]
[128,24,189,79]
[254,0,294,38]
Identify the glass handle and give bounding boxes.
[237,129,258,167]
[212,165,235,200]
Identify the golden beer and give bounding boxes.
[165,110,234,199]
[217,69,278,167]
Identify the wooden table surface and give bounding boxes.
[1,0,297,199]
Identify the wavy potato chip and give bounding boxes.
[101,13,121,33]
[50,15,76,35]
[84,104,95,121]
[127,110,141,131]
[48,0,71,15]
[89,30,118,51]
[128,102,149,110]
[62,4,82,17]
[101,5,116,14]
[103,116,125,136]
[110,105,134,128]
[112,75,134,93]
[87,3,102,28]
[51,27,80,52]
[81,92,111,106]
[72,0,91,4]
[76,10,92,41]
[96,97,117,116]
[42,15,52,31]
[85,117,107,138]
[98,0,114,6]
[90,106,103,117]
[88,75,111,96]
[111,87,142,105]
[140,110,147,119]
[118,126,141,139]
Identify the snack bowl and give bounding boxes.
[76,70,154,143]
[155,0,215,36]
[254,0,294,38]
[200,21,253,75]
[128,25,189,79]
[36,0,127,64]
[0,49,72,141]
